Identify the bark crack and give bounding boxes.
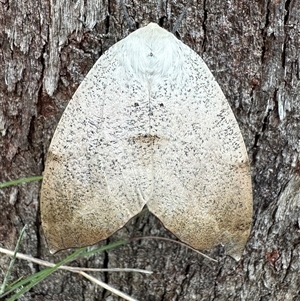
[201,0,207,52]
[282,0,292,68]
[101,244,109,299]
[261,0,271,64]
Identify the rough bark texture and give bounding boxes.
[1,0,300,300]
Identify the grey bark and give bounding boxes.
[1,0,300,300]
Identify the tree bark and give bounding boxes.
[1,0,300,300]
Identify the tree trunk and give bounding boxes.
[1,0,300,300]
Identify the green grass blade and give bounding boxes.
[0,239,131,299]
[0,176,43,189]
[5,247,85,301]
[82,239,130,257]
[0,268,51,298]
[0,225,27,294]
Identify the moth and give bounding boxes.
[41,23,253,260]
